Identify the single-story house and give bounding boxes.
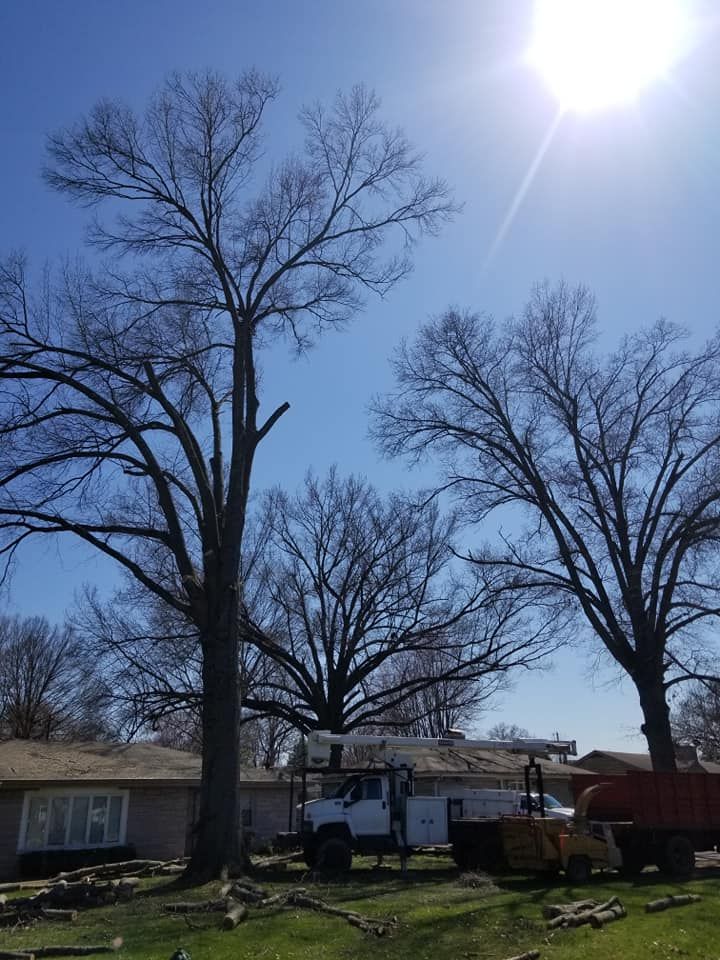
[0,740,301,879]
[404,748,594,805]
[574,747,720,776]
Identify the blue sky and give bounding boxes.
[2,0,719,754]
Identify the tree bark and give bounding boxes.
[186,591,246,880]
[637,676,677,772]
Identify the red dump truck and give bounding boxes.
[571,771,720,877]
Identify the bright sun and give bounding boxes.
[529,0,692,113]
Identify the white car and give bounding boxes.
[519,792,575,821]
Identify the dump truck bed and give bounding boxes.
[571,772,720,830]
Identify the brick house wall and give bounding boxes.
[0,789,25,880]
[126,785,194,861]
[241,785,295,848]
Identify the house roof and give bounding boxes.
[575,750,655,772]
[408,748,593,780]
[575,749,720,775]
[0,740,295,787]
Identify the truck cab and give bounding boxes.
[302,772,394,866]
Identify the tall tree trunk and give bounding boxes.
[186,590,247,881]
[637,675,677,772]
[329,742,344,768]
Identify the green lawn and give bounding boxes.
[1,856,718,960]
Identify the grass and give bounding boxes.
[1,855,719,960]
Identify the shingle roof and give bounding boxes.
[575,749,720,774]
[575,750,654,771]
[407,748,591,780]
[0,740,294,786]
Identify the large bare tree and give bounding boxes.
[242,469,563,761]
[0,71,455,878]
[0,615,111,740]
[672,681,720,762]
[374,282,720,771]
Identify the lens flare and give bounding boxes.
[529,0,692,112]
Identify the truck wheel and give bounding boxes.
[316,837,352,872]
[302,845,317,868]
[662,835,695,879]
[565,855,592,884]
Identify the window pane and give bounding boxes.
[25,797,48,849]
[48,797,70,846]
[88,796,107,844]
[106,796,122,843]
[364,779,382,800]
[69,797,90,845]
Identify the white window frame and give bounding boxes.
[18,788,129,852]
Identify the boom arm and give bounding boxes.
[306,729,576,767]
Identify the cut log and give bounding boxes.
[0,881,48,893]
[547,897,622,930]
[0,948,118,958]
[40,909,79,922]
[589,904,627,928]
[230,885,266,904]
[163,899,229,914]
[48,861,162,884]
[645,894,702,914]
[542,900,599,919]
[222,902,248,930]
[501,952,540,960]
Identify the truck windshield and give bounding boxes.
[330,776,360,799]
[521,793,564,810]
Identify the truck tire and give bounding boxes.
[661,835,695,879]
[565,855,592,884]
[302,845,317,868]
[316,836,353,872]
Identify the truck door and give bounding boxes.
[346,776,390,837]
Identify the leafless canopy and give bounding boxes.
[0,71,455,877]
[0,615,111,741]
[374,282,720,770]
[243,469,564,742]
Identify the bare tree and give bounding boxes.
[243,469,564,762]
[374,282,720,771]
[485,722,530,740]
[0,72,454,878]
[672,681,720,761]
[374,647,502,737]
[0,615,112,740]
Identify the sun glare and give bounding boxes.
[529,0,692,113]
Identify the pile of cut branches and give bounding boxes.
[163,878,398,937]
[543,896,626,930]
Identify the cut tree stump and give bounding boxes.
[645,894,701,913]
